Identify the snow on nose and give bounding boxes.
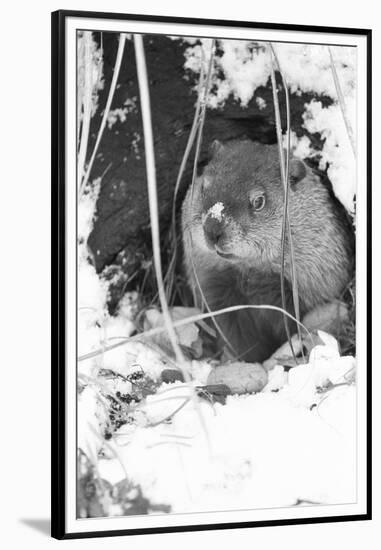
[207,201,224,221]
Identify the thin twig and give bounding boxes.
[270,43,304,362]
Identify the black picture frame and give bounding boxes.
[51,9,372,540]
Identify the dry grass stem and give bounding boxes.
[164,62,206,303]
[134,33,187,373]
[328,46,356,157]
[269,43,303,362]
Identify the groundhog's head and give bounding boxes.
[197,140,307,266]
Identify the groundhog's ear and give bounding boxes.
[209,140,224,158]
[289,158,307,188]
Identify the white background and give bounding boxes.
[0,0,378,548]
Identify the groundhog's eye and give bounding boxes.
[250,194,266,212]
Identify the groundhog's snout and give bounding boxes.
[203,215,225,248]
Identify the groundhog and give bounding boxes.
[181,140,354,363]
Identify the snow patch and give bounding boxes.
[107,96,137,129]
[283,131,315,160]
[78,177,101,242]
[208,201,224,221]
[256,96,267,110]
[302,100,356,213]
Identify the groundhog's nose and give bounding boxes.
[203,215,224,247]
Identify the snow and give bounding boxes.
[256,96,267,110]
[283,130,314,160]
[275,44,356,98]
[97,351,357,512]
[88,330,357,514]
[184,41,355,108]
[78,386,107,465]
[208,201,224,221]
[107,96,137,129]
[77,31,104,119]
[77,177,101,243]
[302,99,356,212]
[77,177,136,379]
[185,40,270,108]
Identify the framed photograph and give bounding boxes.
[51,9,371,540]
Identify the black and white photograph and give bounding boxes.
[51,10,371,539]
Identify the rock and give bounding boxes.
[207,362,268,395]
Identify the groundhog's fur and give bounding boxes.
[181,140,354,363]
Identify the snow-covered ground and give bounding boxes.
[78,332,356,514]
[96,353,356,513]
